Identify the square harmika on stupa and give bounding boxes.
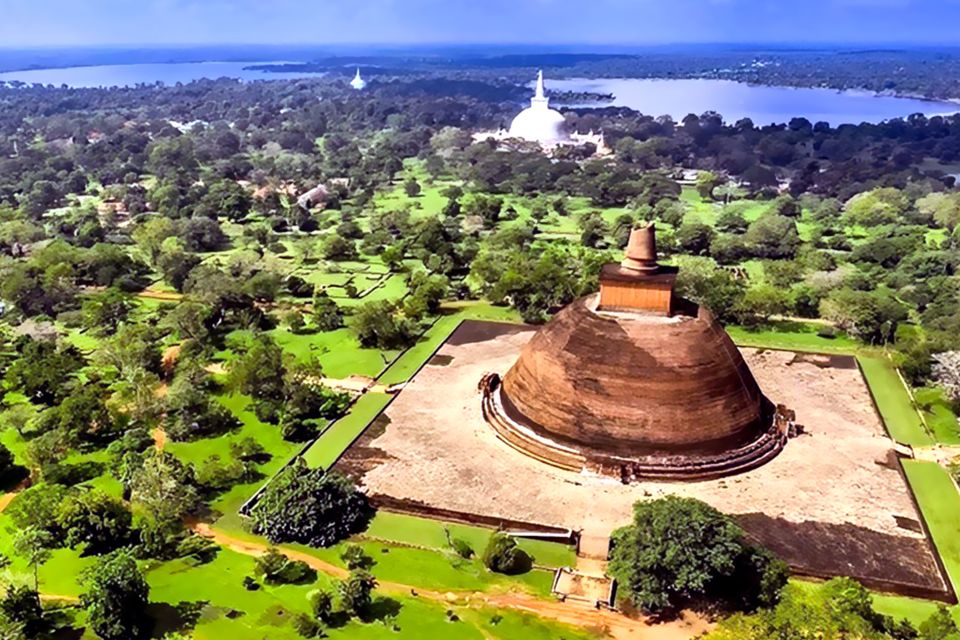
[481,224,794,481]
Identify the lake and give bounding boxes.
[547,77,958,126]
[0,61,326,88]
[2,63,956,126]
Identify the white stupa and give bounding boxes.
[350,68,366,91]
[508,70,569,144]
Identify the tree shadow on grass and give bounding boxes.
[148,600,207,638]
[361,596,403,624]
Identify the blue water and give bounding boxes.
[548,77,958,126]
[0,61,325,88]
[2,63,955,126]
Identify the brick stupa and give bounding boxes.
[481,224,789,480]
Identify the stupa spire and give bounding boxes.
[621,223,660,273]
[530,69,549,108]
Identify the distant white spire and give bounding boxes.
[350,67,366,91]
[531,69,548,108]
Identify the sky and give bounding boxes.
[1,0,960,47]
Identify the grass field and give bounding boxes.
[146,548,598,640]
[914,387,960,445]
[858,356,933,446]
[902,461,960,596]
[728,321,860,354]
[363,511,577,569]
[301,392,392,469]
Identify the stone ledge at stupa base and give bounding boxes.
[480,372,793,482]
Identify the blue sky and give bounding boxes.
[1,0,959,47]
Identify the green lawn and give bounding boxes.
[858,356,933,446]
[301,393,392,469]
[902,461,960,596]
[914,387,960,445]
[727,321,859,354]
[364,511,576,569]
[166,393,301,515]
[147,547,598,640]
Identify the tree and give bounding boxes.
[919,606,960,640]
[82,288,134,335]
[320,235,358,261]
[482,532,532,575]
[80,550,151,640]
[312,291,343,331]
[403,178,421,198]
[696,171,725,200]
[735,284,792,325]
[674,256,746,323]
[309,589,335,624]
[918,192,960,232]
[128,449,200,522]
[253,548,315,585]
[249,461,372,547]
[0,585,43,638]
[194,179,252,221]
[676,221,716,255]
[608,496,786,615]
[340,545,374,571]
[706,579,919,640]
[843,188,909,227]
[57,490,133,555]
[0,404,36,437]
[13,527,54,593]
[743,214,801,259]
[227,334,286,402]
[5,340,84,405]
[352,301,417,349]
[819,288,907,344]
[132,217,176,265]
[6,484,66,534]
[339,569,377,617]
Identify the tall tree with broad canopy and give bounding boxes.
[80,550,151,640]
[608,496,787,616]
[249,460,372,547]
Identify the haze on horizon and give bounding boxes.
[2,0,960,48]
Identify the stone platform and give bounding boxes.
[335,320,951,601]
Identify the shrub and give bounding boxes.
[293,612,323,638]
[451,538,474,559]
[340,544,374,570]
[817,325,838,339]
[339,569,377,617]
[254,548,316,585]
[309,589,335,623]
[481,533,532,575]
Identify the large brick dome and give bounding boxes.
[480,225,789,480]
[499,295,770,456]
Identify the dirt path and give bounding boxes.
[191,524,711,640]
[912,445,960,465]
[153,426,167,451]
[0,479,29,514]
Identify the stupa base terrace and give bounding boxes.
[334,320,952,602]
[481,373,791,481]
